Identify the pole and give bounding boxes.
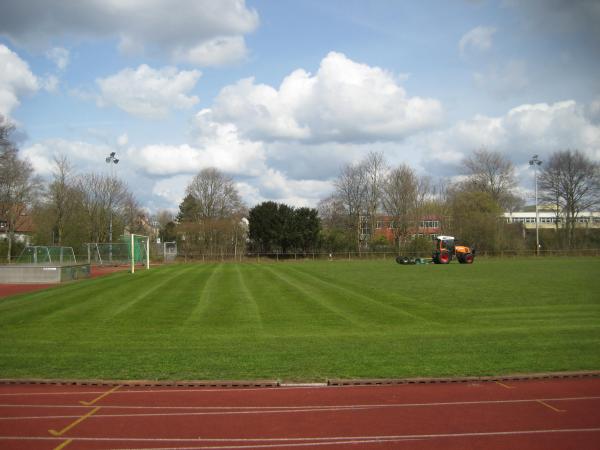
[146,236,150,270]
[105,152,119,263]
[529,155,542,256]
[130,233,135,274]
[535,163,539,256]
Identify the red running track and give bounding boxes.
[0,377,599,450]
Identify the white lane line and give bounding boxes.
[1,395,599,411]
[0,386,338,397]
[0,427,599,448]
[1,396,599,421]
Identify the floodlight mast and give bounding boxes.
[529,154,542,256]
[106,152,119,262]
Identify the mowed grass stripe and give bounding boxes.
[229,264,348,334]
[182,264,220,324]
[261,264,366,329]
[39,266,187,323]
[185,264,264,332]
[284,264,435,326]
[234,264,264,332]
[291,263,459,325]
[107,264,204,321]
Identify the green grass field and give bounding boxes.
[0,258,599,381]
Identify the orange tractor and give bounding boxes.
[432,235,475,264]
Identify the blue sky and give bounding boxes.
[1,0,599,213]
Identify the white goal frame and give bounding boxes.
[130,234,150,274]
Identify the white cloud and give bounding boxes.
[0,0,258,66]
[42,74,59,93]
[459,26,497,57]
[210,51,443,143]
[419,100,600,173]
[96,65,201,119]
[0,45,39,118]
[473,60,529,98]
[255,169,333,207]
[20,139,115,176]
[45,47,69,70]
[133,111,267,176]
[173,36,248,66]
[152,175,193,206]
[117,133,129,147]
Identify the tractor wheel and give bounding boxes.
[457,254,466,264]
[464,253,474,264]
[438,251,450,264]
[396,256,410,265]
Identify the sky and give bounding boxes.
[1,0,599,213]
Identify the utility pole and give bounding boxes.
[529,155,542,256]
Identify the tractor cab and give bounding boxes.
[432,235,475,264]
[436,236,455,253]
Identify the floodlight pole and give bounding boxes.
[529,155,542,256]
[105,152,119,262]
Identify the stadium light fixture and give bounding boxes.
[529,154,542,256]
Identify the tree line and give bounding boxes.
[320,149,599,253]
[2,114,599,261]
[1,118,146,262]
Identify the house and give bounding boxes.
[0,206,34,246]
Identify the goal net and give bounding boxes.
[128,234,150,273]
[85,235,149,272]
[16,246,77,265]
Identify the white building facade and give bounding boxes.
[503,211,600,229]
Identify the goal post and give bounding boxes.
[129,234,150,274]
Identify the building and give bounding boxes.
[367,215,443,245]
[0,206,34,246]
[503,211,600,229]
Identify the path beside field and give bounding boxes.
[0,266,129,299]
[0,377,598,450]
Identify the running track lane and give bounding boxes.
[0,378,599,450]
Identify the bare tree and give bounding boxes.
[76,173,130,242]
[186,168,243,219]
[382,164,430,251]
[463,148,519,209]
[155,210,175,230]
[363,151,388,243]
[46,155,78,244]
[317,195,349,231]
[539,150,600,248]
[334,161,367,251]
[0,119,41,261]
[179,167,246,256]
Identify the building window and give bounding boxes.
[420,220,440,228]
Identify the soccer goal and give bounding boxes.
[85,242,130,266]
[128,234,150,273]
[85,235,149,272]
[16,246,77,265]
